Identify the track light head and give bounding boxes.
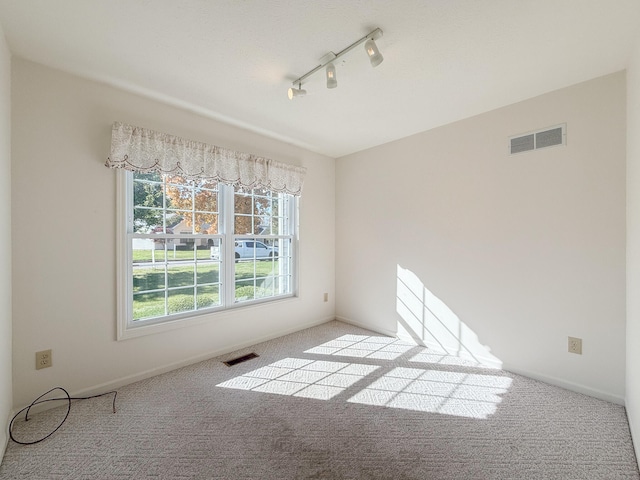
[326,63,337,89]
[287,86,307,100]
[364,38,383,67]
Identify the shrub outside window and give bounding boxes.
[118,171,297,338]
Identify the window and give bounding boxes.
[118,171,297,338]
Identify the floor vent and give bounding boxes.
[509,124,566,155]
[223,353,259,367]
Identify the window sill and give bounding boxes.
[117,294,297,341]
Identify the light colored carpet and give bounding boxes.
[1,320,638,479]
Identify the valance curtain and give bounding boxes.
[105,122,306,196]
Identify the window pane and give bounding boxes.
[233,236,290,304]
[235,191,253,234]
[168,288,195,315]
[235,259,255,281]
[167,263,194,289]
[194,186,218,213]
[197,285,220,309]
[134,207,164,234]
[160,237,192,262]
[256,276,275,298]
[193,181,219,234]
[165,177,193,212]
[197,239,219,260]
[193,213,218,234]
[133,264,166,293]
[197,262,220,284]
[133,291,165,321]
[133,173,164,233]
[253,194,270,215]
[235,215,253,234]
[132,237,166,293]
[132,238,166,263]
[234,192,252,214]
[170,211,193,234]
[235,279,255,302]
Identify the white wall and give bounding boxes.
[337,72,627,403]
[11,59,335,408]
[626,39,640,462]
[0,24,12,459]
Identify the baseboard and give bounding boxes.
[503,364,625,405]
[625,402,640,466]
[335,316,397,337]
[415,339,503,369]
[335,315,624,406]
[14,315,335,415]
[1,411,10,465]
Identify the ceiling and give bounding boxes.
[0,0,639,158]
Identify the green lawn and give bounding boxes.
[133,248,210,262]
[132,256,280,320]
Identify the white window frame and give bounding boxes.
[116,170,298,340]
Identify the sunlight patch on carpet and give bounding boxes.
[347,368,512,419]
[216,357,380,401]
[304,334,415,360]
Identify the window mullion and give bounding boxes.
[191,184,197,309]
[120,171,134,334]
[222,184,236,306]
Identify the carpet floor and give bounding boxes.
[1,320,638,479]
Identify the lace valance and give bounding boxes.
[105,122,306,196]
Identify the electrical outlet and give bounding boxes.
[568,337,582,355]
[36,349,52,370]
[323,292,329,302]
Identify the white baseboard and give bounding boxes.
[335,315,624,406]
[335,316,397,337]
[13,315,335,415]
[1,411,10,465]
[626,404,640,467]
[416,339,503,369]
[491,364,624,405]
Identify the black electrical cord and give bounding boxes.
[9,386,118,445]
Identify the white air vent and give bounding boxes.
[509,124,566,155]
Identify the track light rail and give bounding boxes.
[290,28,383,87]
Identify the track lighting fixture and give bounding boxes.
[364,38,383,67]
[326,63,337,89]
[287,84,307,100]
[287,27,384,99]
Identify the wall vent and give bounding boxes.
[223,352,259,367]
[509,124,566,155]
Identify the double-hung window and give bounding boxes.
[119,171,297,337]
[107,122,304,339]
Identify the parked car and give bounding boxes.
[210,240,278,261]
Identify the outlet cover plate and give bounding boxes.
[36,349,52,369]
[568,337,582,355]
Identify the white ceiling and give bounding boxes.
[0,0,639,158]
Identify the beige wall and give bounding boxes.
[626,39,640,461]
[11,59,335,408]
[0,24,11,458]
[336,72,627,403]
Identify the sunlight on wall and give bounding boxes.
[217,335,512,419]
[396,265,502,368]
